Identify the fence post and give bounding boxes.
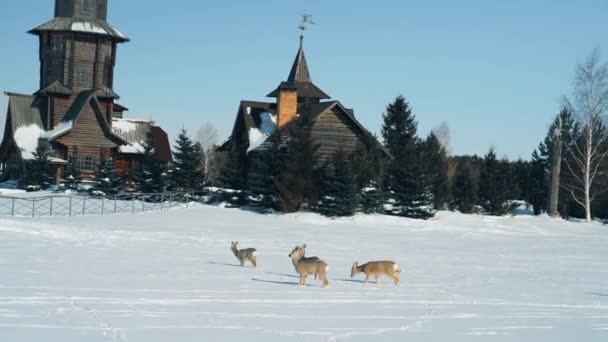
[169,193,173,208]
[32,199,36,217]
[69,197,72,216]
[50,197,53,216]
[114,195,117,214]
[186,192,189,208]
[142,194,146,212]
[132,195,135,213]
[11,198,15,216]
[101,197,105,215]
[82,197,86,215]
[161,193,164,211]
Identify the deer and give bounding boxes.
[230,241,258,269]
[351,261,401,285]
[290,244,320,279]
[288,245,329,288]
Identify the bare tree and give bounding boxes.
[548,116,563,217]
[196,122,221,185]
[432,122,452,156]
[197,122,219,152]
[563,49,608,223]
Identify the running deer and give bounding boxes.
[230,241,258,268]
[351,261,401,285]
[288,245,329,288]
[290,244,320,279]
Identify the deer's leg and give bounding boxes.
[251,257,257,269]
[375,276,379,284]
[364,275,369,283]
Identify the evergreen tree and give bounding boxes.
[359,179,385,214]
[450,160,478,213]
[135,133,165,193]
[528,150,547,215]
[24,146,54,191]
[171,129,205,191]
[421,132,450,210]
[90,157,123,195]
[532,108,580,217]
[318,153,357,217]
[274,112,320,212]
[63,152,82,190]
[479,149,513,215]
[381,96,434,219]
[247,133,281,211]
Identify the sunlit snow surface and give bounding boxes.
[0,206,607,341]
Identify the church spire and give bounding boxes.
[287,35,312,83]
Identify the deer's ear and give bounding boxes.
[302,244,307,248]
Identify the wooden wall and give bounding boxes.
[311,108,361,161]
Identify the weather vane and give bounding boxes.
[298,12,317,32]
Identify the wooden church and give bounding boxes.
[0,0,171,183]
[222,36,386,183]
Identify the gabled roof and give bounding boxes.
[35,81,72,96]
[29,17,129,42]
[0,93,48,161]
[95,87,120,99]
[42,90,127,145]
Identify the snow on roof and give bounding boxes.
[247,112,277,153]
[40,121,73,141]
[112,118,152,134]
[70,21,127,40]
[118,142,146,154]
[14,125,45,160]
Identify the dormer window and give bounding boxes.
[81,0,91,15]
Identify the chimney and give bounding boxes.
[277,84,298,129]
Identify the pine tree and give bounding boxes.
[318,153,357,217]
[247,133,281,211]
[63,152,82,191]
[171,129,204,191]
[528,150,547,215]
[479,149,513,215]
[274,112,320,212]
[24,146,54,191]
[421,132,449,210]
[135,133,165,194]
[381,96,435,219]
[450,160,478,213]
[359,179,385,214]
[90,157,123,195]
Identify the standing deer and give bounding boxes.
[351,261,401,285]
[288,245,329,288]
[230,241,257,269]
[290,244,320,279]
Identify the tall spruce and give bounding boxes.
[381,96,434,219]
[24,146,54,191]
[479,149,513,215]
[449,160,478,213]
[318,153,357,217]
[171,129,204,191]
[528,150,547,215]
[90,157,123,195]
[274,111,320,212]
[247,132,281,211]
[136,132,165,193]
[63,152,82,190]
[422,132,450,210]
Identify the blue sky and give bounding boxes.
[1,0,607,159]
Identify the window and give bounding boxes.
[50,37,63,53]
[78,70,89,86]
[81,0,91,15]
[81,156,96,171]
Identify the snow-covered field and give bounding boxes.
[0,205,607,341]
